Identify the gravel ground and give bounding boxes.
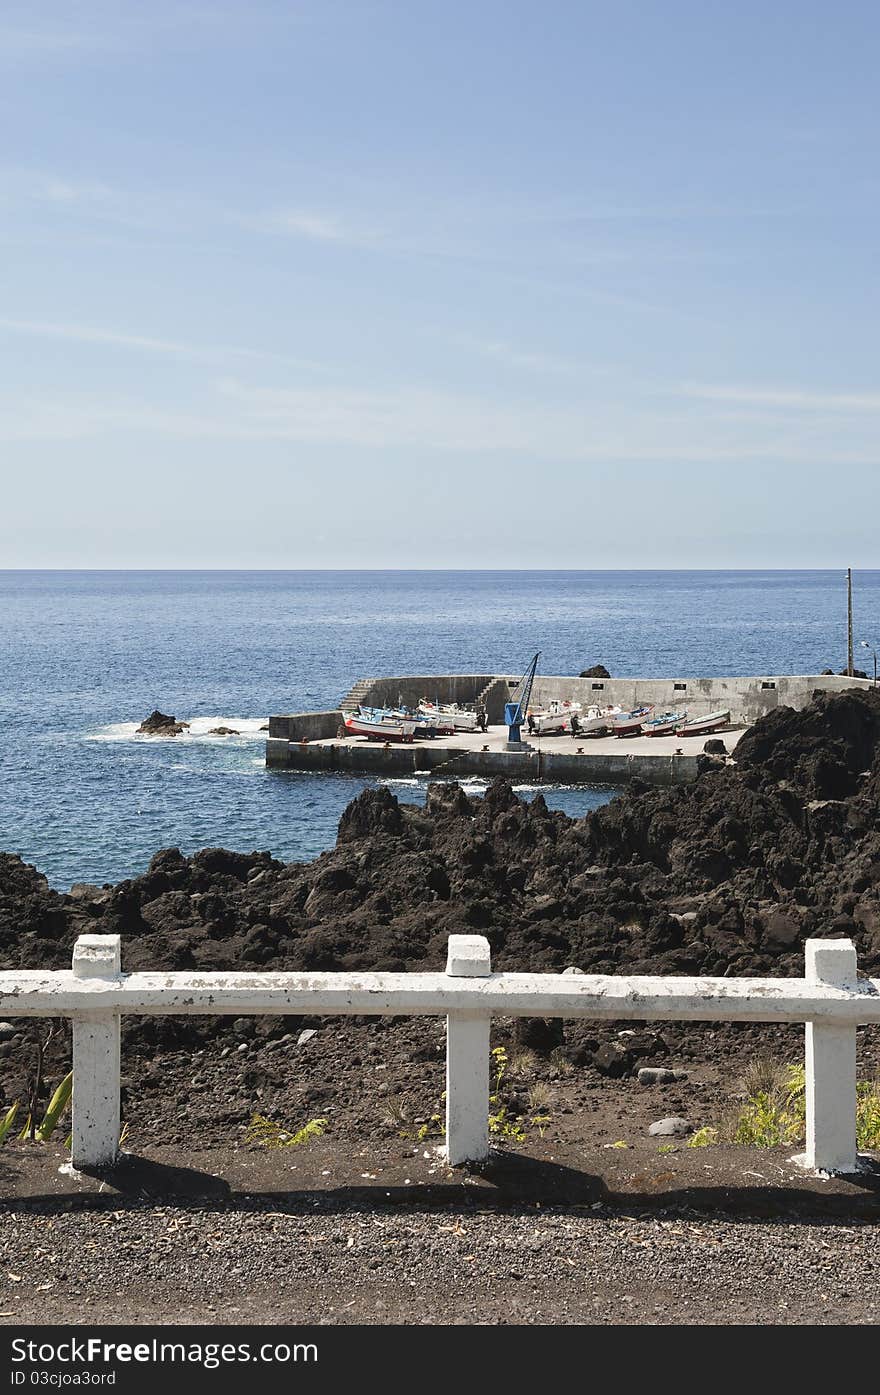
[1,1141,879,1325]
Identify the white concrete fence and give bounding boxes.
[1,934,878,1175]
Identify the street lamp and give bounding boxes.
[860,640,877,685]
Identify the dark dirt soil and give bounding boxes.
[1,1137,880,1325]
[3,688,880,1324]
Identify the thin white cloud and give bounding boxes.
[270,210,358,243]
[462,337,591,376]
[679,382,880,412]
[6,377,877,466]
[0,316,322,370]
[242,205,376,246]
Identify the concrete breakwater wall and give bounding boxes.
[265,735,701,786]
[269,710,344,742]
[336,671,871,725]
[340,674,512,723]
[530,672,872,723]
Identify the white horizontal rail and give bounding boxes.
[2,934,873,1176]
[2,970,880,1022]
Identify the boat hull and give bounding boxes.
[675,710,731,737]
[642,713,687,737]
[612,706,655,737]
[344,716,416,743]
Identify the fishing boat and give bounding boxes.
[343,707,417,743]
[388,706,441,736]
[612,705,655,737]
[417,701,479,734]
[641,711,687,737]
[675,709,731,737]
[527,700,583,735]
[574,704,624,735]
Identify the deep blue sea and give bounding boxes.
[1,570,876,890]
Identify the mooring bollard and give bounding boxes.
[803,938,858,1174]
[71,934,122,1170]
[445,935,491,1166]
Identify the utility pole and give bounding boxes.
[847,568,854,676]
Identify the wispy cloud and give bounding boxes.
[6,376,877,466]
[678,382,880,412]
[241,206,382,248]
[0,316,322,370]
[460,337,592,376]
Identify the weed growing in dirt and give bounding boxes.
[687,1126,719,1149]
[857,1082,880,1149]
[416,1115,445,1141]
[382,1098,410,1130]
[509,1049,537,1078]
[244,1114,327,1148]
[527,1082,552,1113]
[685,1059,880,1151]
[1,1071,73,1146]
[548,1047,574,1078]
[0,1103,19,1144]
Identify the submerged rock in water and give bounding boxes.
[207,726,240,736]
[137,709,190,737]
[579,664,611,679]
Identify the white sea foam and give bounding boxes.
[381,778,420,787]
[87,716,268,743]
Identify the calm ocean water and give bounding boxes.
[1,570,876,890]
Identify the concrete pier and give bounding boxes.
[266,723,745,785]
[266,672,871,787]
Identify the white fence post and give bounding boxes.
[71,934,122,1170]
[445,935,491,1166]
[803,938,858,1174]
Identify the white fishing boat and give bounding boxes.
[675,709,731,737]
[574,704,624,735]
[612,704,655,737]
[417,701,479,734]
[343,707,417,743]
[642,711,687,737]
[527,699,582,735]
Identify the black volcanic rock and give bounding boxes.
[5,688,880,1056]
[137,710,190,736]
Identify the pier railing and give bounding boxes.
[1,934,877,1175]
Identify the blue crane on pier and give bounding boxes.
[505,652,540,744]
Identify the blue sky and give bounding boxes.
[1,0,878,567]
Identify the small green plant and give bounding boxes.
[856,1082,880,1150]
[488,1046,526,1140]
[6,1070,74,1146]
[416,1114,445,1141]
[0,1103,19,1145]
[548,1046,574,1078]
[658,1143,677,1154]
[734,1061,805,1147]
[687,1126,719,1149]
[509,1049,537,1078]
[609,1139,628,1149]
[527,1082,552,1113]
[244,1114,327,1148]
[382,1099,410,1130]
[35,1072,73,1142]
[488,1104,526,1140]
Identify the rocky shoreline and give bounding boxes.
[2,686,880,1144]
[6,686,880,982]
